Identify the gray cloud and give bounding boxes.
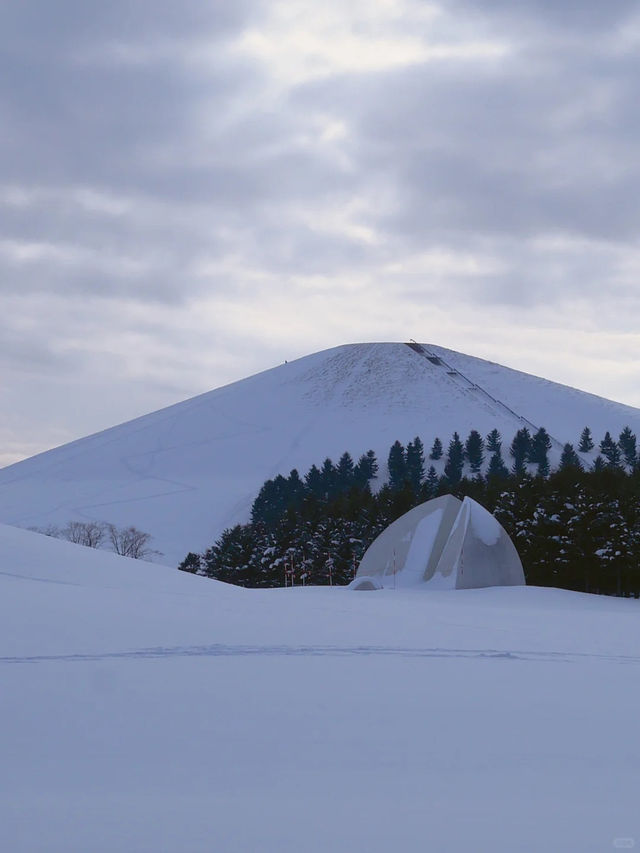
[0,1,266,193]
[455,0,637,31]
[299,46,640,244]
[1,0,640,464]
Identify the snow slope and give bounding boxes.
[1,342,639,565]
[1,524,639,852]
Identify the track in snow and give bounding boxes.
[3,644,640,666]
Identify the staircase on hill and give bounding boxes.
[405,342,563,450]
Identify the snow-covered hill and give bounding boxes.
[2,523,639,852]
[1,342,639,565]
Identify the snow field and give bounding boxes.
[1,524,639,851]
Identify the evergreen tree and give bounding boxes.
[530,427,552,477]
[320,458,338,498]
[487,451,509,480]
[464,430,485,474]
[406,436,425,491]
[588,496,630,596]
[251,475,291,528]
[529,427,551,462]
[618,426,637,469]
[423,465,439,498]
[336,452,355,488]
[287,469,306,505]
[578,426,594,453]
[510,428,532,475]
[387,440,407,490]
[354,450,378,486]
[559,443,582,471]
[600,432,622,469]
[519,489,565,587]
[429,437,443,460]
[203,525,258,586]
[366,449,379,478]
[493,480,533,568]
[304,464,324,498]
[486,428,502,454]
[537,456,550,478]
[444,432,465,485]
[177,552,202,574]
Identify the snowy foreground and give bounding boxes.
[2,525,639,852]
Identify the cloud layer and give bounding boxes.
[2,0,640,464]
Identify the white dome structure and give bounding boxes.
[350,495,525,591]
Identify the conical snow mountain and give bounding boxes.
[1,342,639,564]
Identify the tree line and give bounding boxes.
[179,424,640,597]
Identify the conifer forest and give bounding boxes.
[181,426,640,598]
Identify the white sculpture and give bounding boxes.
[350,495,525,590]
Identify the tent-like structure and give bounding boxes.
[350,495,525,590]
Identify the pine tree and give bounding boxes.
[559,443,582,471]
[464,430,485,474]
[522,489,566,587]
[429,437,443,460]
[336,452,355,488]
[510,428,532,475]
[354,450,378,486]
[530,427,552,477]
[287,469,306,506]
[486,428,502,454]
[600,432,622,469]
[529,427,551,462]
[578,427,594,453]
[618,426,637,469]
[487,451,508,479]
[387,440,407,490]
[366,449,379,478]
[423,465,439,498]
[444,432,465,485]
[589,496,629,596]
[537,455,550,478]
[178,552,202,574]
[305,464,324,498]
[406,436,425,491]
[203,525,257,586]
[493,485,524,556]
[251,475,293,528]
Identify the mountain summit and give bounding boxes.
[1,342,639,564]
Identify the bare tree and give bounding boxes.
[107,524,160,560]
[28,524,62,538]
[63,520,106,548]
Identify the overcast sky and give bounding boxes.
[2,0,640,466]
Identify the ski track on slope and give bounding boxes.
[90,396,295,531]
[217,409,325,532]
[3,644,640,666]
